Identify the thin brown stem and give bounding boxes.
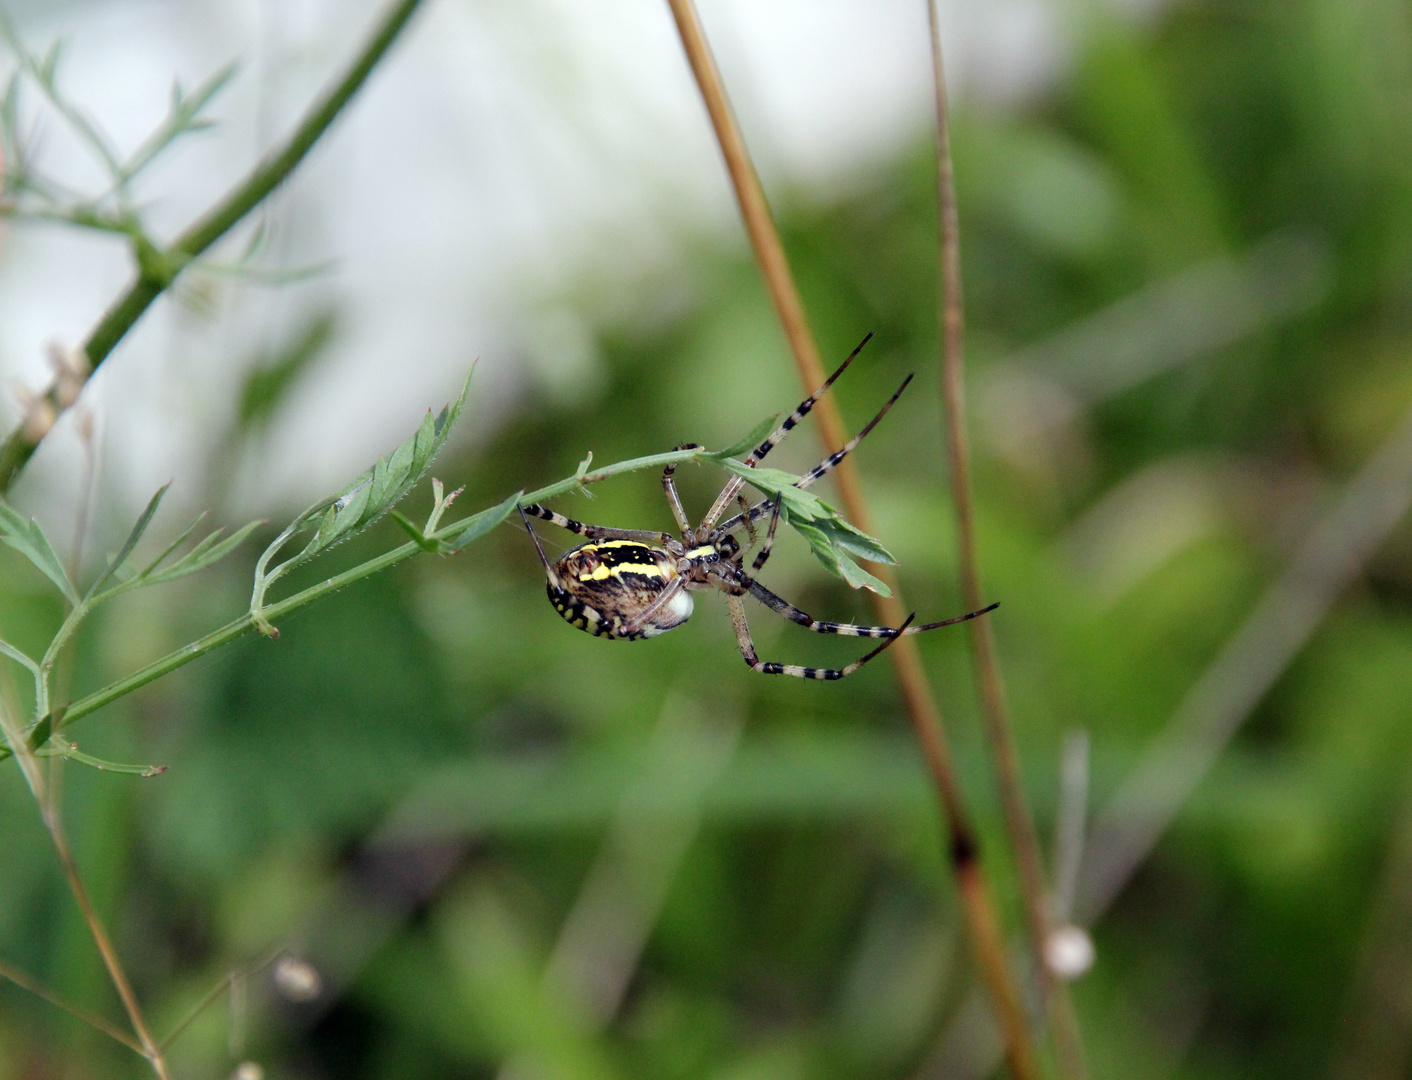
[0,705,170,1078]
[158,946,286,1051]
[0,954,144,1052]
[927,6,1088,1077]
[663,3,1038,1077]
[45,794,172,1078]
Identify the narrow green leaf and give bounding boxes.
[445,490,523,552]
[139,511,208,577]
[1,70,22,150]
[388,509,438,552]
[87,483,169,599]
[0,500,79,605]
[182,60,238,117]
[237,314,336,430]
[120,61,239,182]
[787,515,841,573]
[707,414,779,460]
[39,40,61,87]
[144,520,262,585]
[716,459,833,521]
[774,497,893,596]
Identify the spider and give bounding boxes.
[518,335,998,680]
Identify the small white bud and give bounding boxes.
[231,1062,264,1080]
[1045,924,1095,980]
[273,955,322,1002]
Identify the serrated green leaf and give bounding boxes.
[318,379,465,549]
[144,520,262,585]
[716,459,833,521]
[0,500,79,605]
[87,483,169,599]
[817,517,897,566]
[254,376,473,600]
[833,552,891,595]
[445,490,523,552]
[318,476,373,548]
[708,414,779,460]
[773,495,894,596]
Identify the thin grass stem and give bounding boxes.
[158,946,286,1051]
[663,2,1039,1076]
[0,954,144,1053]
[0,704,171,1078]
[925,5,1089,1077]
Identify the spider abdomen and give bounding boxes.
[549,540,694,640]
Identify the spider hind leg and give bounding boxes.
[727,593,914,679]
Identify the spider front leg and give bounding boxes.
[661,444,701,537]
[729,493,783,573]
[714,371,916,539]
[699,331,875,531]
[520,503,679,549]
[726,593,914,679]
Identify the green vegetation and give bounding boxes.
[4,1,1412,1078]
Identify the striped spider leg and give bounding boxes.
[704,496,998,679]
[696,331,876,536]
[517,334,997,679]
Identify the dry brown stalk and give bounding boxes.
[663,2,1039,1076]
[926,4,1089,1077]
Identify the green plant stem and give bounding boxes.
[56,538,420,735]
[0,0,428,494]
[0,444,711,749]
[927,6,1088,1076]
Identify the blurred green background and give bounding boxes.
[5,1,1412,1078]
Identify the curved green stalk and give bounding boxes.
[0,0,428,493]
[0,443,715,752]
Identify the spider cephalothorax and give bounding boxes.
[519,335,996,680]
